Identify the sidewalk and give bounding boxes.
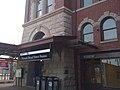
[0,83,35,90]
[0,80,14,84]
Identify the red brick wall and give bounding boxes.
[55,0,64,9]
[55,0,72,10]
[64,0,73,10]
[76,0,120,52]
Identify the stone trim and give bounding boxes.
[22,7,73,27]
[29,25,51,41]
[97,11,120,27]
[78,18,95,31]
[76,0,107,12]
[98,11,119,22]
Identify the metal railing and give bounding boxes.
[0,74,10,80]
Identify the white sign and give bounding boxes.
[15,69,22,77]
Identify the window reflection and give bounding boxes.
[36,0,42,17]
[101,18,117,41]
[47,0,53,13]
[101,58,120,88]
[82,23,94,43]
[83,0,92,7]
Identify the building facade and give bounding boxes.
[18,0,120,90]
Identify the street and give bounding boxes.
[0,83,34,90]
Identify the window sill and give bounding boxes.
[76,0,107,12]
[100,39,118,43]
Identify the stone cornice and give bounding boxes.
[22,7,73,27]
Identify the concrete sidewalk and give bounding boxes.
[0,80,14,84]
[0,83,35,90]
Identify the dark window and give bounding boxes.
[33,32,45,40]
[101,17,117,41]
[83,0,92,7]
[47,0,53,13]
[82,23,94,43]
[36,0,42,17]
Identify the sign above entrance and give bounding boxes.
[20,48,51,61]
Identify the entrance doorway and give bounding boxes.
[27,61,43,86]
[83,59,102,90]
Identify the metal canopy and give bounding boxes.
[18,36,76,49]
[0,36,98,59]
[0,42,18,57]
[68,39,98,49]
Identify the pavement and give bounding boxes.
[0,83,35,90]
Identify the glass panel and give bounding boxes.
[103,18,116,30]
[104,29,117,40]
[83,24,93,34]
[37,11,42,17]
[101,59,120,88]
[48,6,53,13]
[94,67,101,83]
[37,0,42,10]
[48,0,52,6]
[84,0,92,7]
[37,0,42,17]
[84,34,93,43]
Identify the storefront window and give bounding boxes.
[101,58,120,88]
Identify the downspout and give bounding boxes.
[72,0,79,90]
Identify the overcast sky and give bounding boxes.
[0,0,26,45]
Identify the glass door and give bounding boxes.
[84,59,102,90]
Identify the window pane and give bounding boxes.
[48,0,52,6]
[48,6,53,13]
[37,3,42,10]
[104,29,117,40]
[37,11,42,17]
[84,34,93,43]
[103,18,116,30]
[101,59,120,88]
[82,23,94,43]
[36,0,42,17]
[83,24,93,34]
[84,0,92,7]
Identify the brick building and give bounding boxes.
[17,0,120,90]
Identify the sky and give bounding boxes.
[0,0,26,45]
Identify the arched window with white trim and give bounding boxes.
[101,17,117,41]
[82,23,94,43]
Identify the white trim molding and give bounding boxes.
[22,7,73,27]
[78,18,95,31]
[29,25,51,41]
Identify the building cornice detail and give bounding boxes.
[22,7,73,27]
[76,0,107,12]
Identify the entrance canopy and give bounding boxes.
[0,42,18,58]
[18,36,76,61]
[0,36,98,61]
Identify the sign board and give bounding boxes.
[15,69,22,78]
[20,49,51,61]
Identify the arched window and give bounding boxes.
[82,23,94,43]
[32,31,45,41]
[101,17,117,41]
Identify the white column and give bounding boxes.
[42,0,47,15]
[31,0,37,20]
